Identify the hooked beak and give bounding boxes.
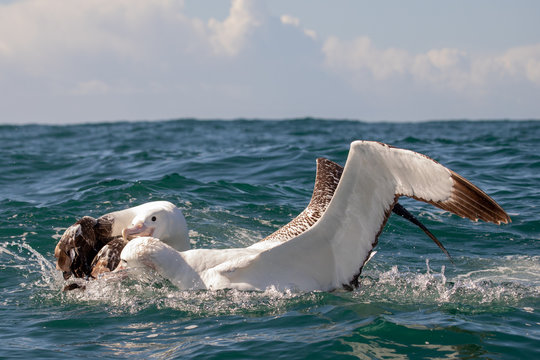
[122,222,154,241]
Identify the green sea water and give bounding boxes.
[0,119,538,359]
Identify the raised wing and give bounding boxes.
[262,157,451,259]
[222,141,510,291]
[262,158,343,242]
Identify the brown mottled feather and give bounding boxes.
[261,158,343,242]
[90,237,128,278]
[94,214,115,241]
[55,215,116,279]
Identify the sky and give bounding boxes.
[0,0,539,124]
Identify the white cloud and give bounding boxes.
[0,0,326,122]
[410,48,471,91]
[0,0,538,123]
[497,44,540,85]
[302,29,317,40]
[0,0,206,74]
[323,36,409,80]
[280,13,317,40]
[323,36,540,93]
[0,0,269,103]
[280,14,300,27]
[208,0,262,56]
[0,0,265,72]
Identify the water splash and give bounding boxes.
[3,234,538,318]
[1,233,60,286]
[356,258,540,310]
[56,269,323,317]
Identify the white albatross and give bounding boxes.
[55,201,189,280]
[115,140,510,292]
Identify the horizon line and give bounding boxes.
[0,117,538,127]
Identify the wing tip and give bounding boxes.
[439,171,511,225]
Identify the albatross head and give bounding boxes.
[122,201,190,251]
[118,236,163,271]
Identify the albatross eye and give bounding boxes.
[151,216,157,222]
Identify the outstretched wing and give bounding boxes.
[222,141,510,291]
[262,157,450,259]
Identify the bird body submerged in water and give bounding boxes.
[55,141,510,291]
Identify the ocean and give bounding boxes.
[0,119,538,359]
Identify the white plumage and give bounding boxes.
[117,141,509,291]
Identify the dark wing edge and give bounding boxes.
[424,171,511,225]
